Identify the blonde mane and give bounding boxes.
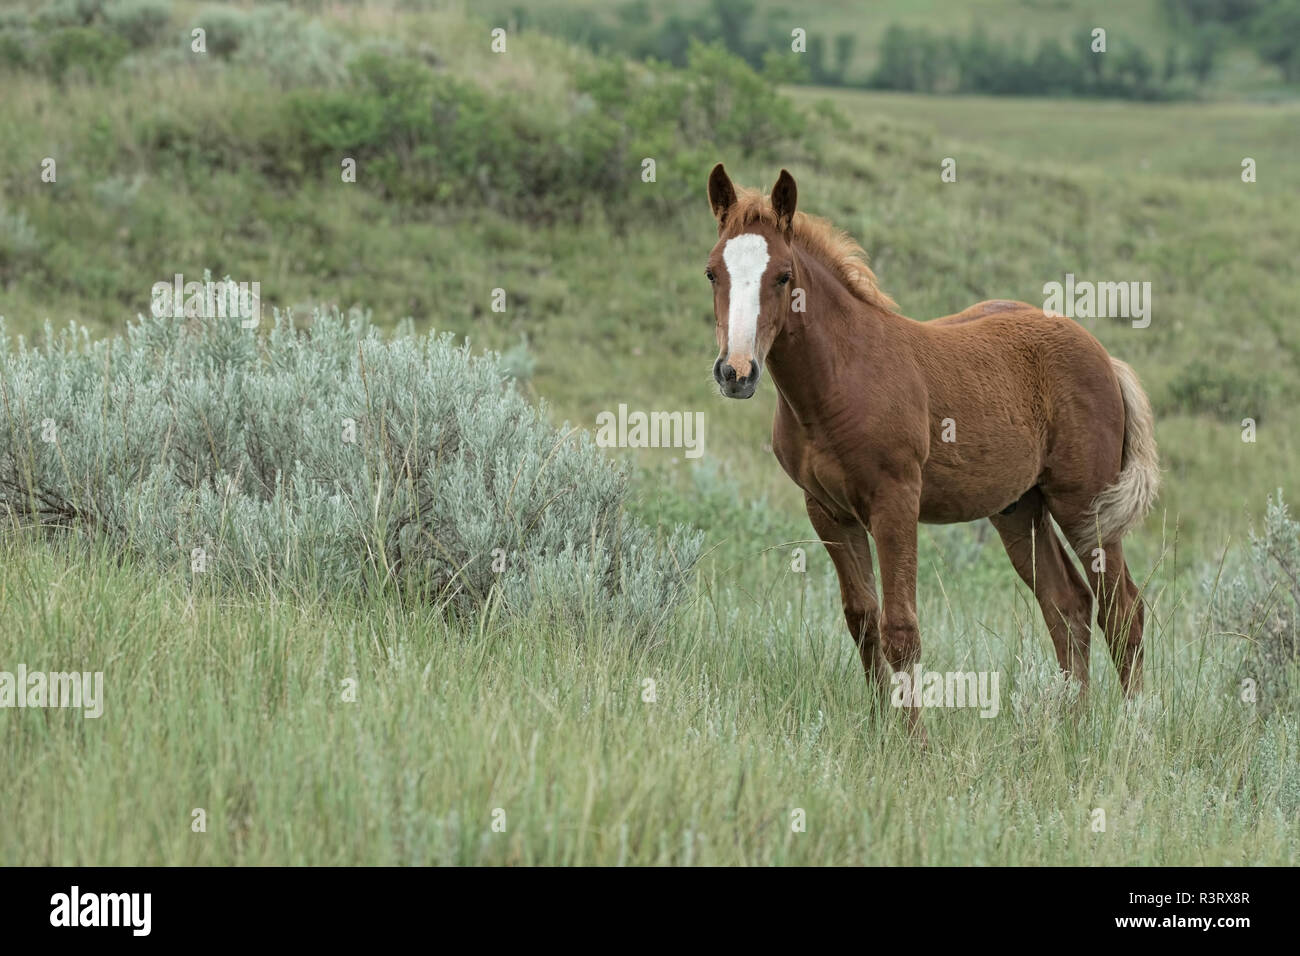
[727,186,898,314]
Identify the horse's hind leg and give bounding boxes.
[1098,542,1144,695]
[989,488,1094,688]
[1068,535,1145,697]
[1043,490,1147,698]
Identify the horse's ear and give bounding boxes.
[771,169,797,238]
[708,163,737,227]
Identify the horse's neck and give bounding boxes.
[767,253,901,426]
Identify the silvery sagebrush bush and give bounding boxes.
[1205,489,1300,714]
[0,291,701,639]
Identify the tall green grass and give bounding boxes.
[1,525,1293,865]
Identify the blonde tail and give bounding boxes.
[1087,358,1160,543]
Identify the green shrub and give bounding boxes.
[12,25,799,221]
[1206,490,1300,715]
[1249,714,1300,813]
[274,41,803,218]
[195,4,352,85]
[230,6,352,87]
[1164,357,1275,422]
[0,204,41,280]
[90,172,145,211]
[41,25,128,83]
[103,0,171,49]
[0,26,36,70]
[0,299,700,637]
[1250,0,1300,83]
[2,0,167,80]
[193,5,248,58]
[34,0,104,29]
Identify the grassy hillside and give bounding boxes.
[1,1,1297,864]
[802,88,1300,179]
[3,3,1297,555]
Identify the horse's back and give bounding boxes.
[909,299,1125,522]
[928,299,1038,326]
[923,299,1113,371]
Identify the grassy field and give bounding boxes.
[3,530,1294,865]
[1,1,1297,864]
[800,88,1300,180]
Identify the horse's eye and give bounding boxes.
[777,272,792,286]
[705,268,716,283]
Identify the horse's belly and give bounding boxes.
[918,447,1041,523]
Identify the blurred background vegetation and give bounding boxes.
[0,0,1297,567]
[482,0,1300,99]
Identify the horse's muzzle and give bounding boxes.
[714,357,760,399]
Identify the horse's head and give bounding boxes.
[705,163,798,400]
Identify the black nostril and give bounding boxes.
[713,357,723,381]
[722,363,737,383]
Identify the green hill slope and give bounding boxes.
[1,0,1296,556]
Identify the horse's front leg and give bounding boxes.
[867,480,925,738]
[803,492,890,702]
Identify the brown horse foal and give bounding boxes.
[704,165,1159,724]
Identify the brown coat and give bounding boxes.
[705,165,1159,728]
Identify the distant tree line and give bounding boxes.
[1164,0,1300,83]
[506,0,1300,97]
[866,25,1183,99]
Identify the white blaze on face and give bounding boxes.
[722,233,769,371]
